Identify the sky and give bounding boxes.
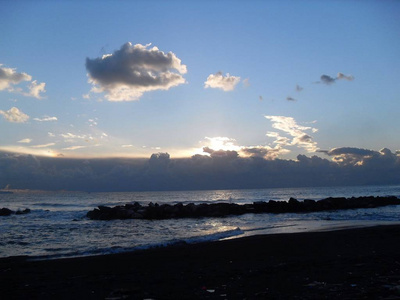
[1,1,400,191]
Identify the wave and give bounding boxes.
[26,227,244,261]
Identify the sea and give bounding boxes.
[1,185,400,260]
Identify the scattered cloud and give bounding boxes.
[204,72,241,91]
[25,80,46,99]
[0,64,32,91]
[0,65,46,99]
[242,78,250,87]
[86,42,187,101]
[18,138,32,144]
[337,72,355,81]
[296,84,303,92]
[33,116,58,122]
[318,72,355,85]
[0,107,29,123]
[265,115,318,152]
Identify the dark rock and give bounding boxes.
[86,196,400,221]
[16,208,31,215]
[0,208,13,216]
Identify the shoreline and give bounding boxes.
[2,224,400,299]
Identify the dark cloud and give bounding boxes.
[85,43,187,101]
[1,147,399,192]
[318,73,355,85]
[320,74,336,85]
[319,147,399,167]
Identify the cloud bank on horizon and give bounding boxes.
[1,147,399,192]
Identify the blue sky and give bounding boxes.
[1,1,400,161]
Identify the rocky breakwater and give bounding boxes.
[0,208,31,216]
[86,196,400,221]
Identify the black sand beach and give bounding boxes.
[2,225,400,299]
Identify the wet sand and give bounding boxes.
[2,225,400,299]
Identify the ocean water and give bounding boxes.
[1,185,400,260]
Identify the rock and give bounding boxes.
[16,208,31,215]
[86,196,400,221]
[0,208,13,216]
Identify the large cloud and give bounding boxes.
[265,115,318,152]
[1,148,399,192]
[85,42,187,101]
[204,72,241,91]
[0,107,29,123]
[0,65,46,99]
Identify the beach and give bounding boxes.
[2,225,400,299]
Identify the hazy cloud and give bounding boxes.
[242,78,250,87]
[62,145,87,151]
[204,72,241,91]
[265,115,318,152]
[0,107,29,123]
[33,116,58,122]
[86,42,187,101]
[337,72,355,81]
[31,143,56,148]
[18,138,32,144]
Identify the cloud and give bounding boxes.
[318,147,396,166]
[204,72,241,91]
[0,65,46,99]
[240,145,289,160]
[337,72,354,81]
[25,80,46,99]
[86,42,187,101]
[33,116,58,122]
[18,138,32,144]
[0,107,29,123]
[31,143,56,148]
[242,78,250,87]
[1,147,398,192]
[62,146,87,151]
[265,115,318,152]
[296,84,303,92]
[318,72,355,85]
[0,65,32,91]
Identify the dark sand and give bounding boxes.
[2,225,400,299]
